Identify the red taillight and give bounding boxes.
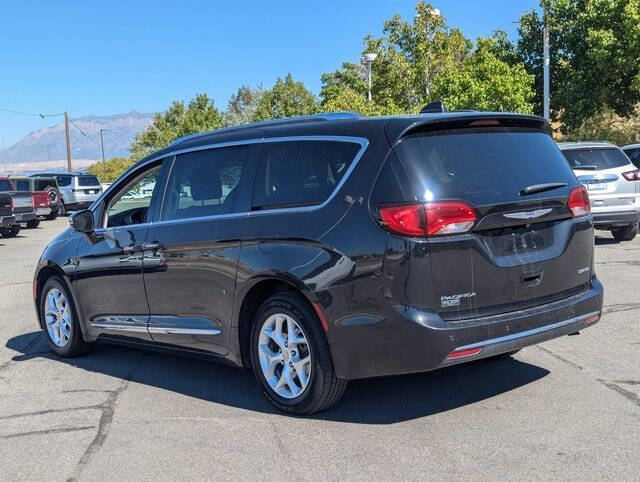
[567,186,591,217]
[584,313,600,324]
[424,202,477,236]
[446,346,483,359]
[378,204,424,237]
[622,170,640,181]
[379,201,476,237]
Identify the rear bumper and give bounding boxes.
[36,207,52,216]
[14,211,37,223]
[592,210,640,228]
[0,215,16,227]
[328,277,604,380]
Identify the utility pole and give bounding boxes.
[64,111,72,172]
[99,128,106,181]
[543,6,550,121]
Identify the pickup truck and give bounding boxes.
[0,192,18,237]
[10,176,59,220]
[0,177,38,231]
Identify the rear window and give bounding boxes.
[34,179,55,191]
[394,129,577,205]
[0,180,13,191]
[623,147,640,168]
[252,140,361,209]
[562,148,631,170]
[56,175,72,187]
[77,175,100,186]
[14,180,30,191]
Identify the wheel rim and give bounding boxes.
[44,288,72,347]
[258,313,312,399]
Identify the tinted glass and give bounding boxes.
[34,179,55,191]
[252,140,361,209]
[623,147,640,168]
[562,148,631,170]
[107,166,161,227]
[162,145,250,221]
[0,180,12,191]
[395,129,577,205]
[56,175,72,187]
[78,175,100,186]
[14,180,30,191]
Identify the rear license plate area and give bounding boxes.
[484,222,552,256]
[586,180,607,191]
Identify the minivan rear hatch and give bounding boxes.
[391,123,593,320]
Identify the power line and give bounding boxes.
[0,105,65,118]
[70,119,102,148]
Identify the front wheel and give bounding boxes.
[46,210,58,221]
[26,219,40,229]
[39,276,92,357]
[250,292,347,414]
[57,204,66,216]
[611,223,638,242]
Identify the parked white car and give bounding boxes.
[559,141,640,241]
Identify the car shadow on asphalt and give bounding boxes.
[7,331,549,424]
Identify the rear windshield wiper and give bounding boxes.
[573,165,598,170]
[519,182,568,196]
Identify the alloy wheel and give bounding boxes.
[44,288,72,347]
[258,313,312,399]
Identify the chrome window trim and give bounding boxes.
[91,135,369,229]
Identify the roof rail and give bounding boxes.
[420,100,447,114]
[168,111,363,148]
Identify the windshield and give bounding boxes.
[394,129,577,205]
[562,148,631,170]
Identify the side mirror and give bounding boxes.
[69,209,95,233]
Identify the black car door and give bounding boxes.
[142,142,258,355]
[74,159,169,343]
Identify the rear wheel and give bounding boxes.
[57,204,66,216]
[0,225,20,238]
[250,292,347,414]
[46,210,58,221]
[611,223,638,242]
[39,276,91,357]
[26,219,40,229]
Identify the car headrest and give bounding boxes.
[190,165,222,201]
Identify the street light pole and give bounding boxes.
[543,7,550,120]
[64,111,72,173]
[361,53,378,102]
[99,129,106,181]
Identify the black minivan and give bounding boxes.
[34,110,603,414]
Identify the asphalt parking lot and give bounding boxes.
[1,218,639,480]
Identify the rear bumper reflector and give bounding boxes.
[446,346,483,359]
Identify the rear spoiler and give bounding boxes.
[384,112,551,147]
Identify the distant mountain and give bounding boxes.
[3,111,155,164]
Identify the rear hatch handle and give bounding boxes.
[519,182,567,196]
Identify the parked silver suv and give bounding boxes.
[559,142,640,241]
[30,172,102,215]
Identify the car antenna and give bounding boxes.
[420,100,447,114]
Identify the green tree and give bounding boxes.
[517,0,640,131]
[431,36,534,113]
[251,74,318,121]
[223,85,265,126]
[130,93,223,160]
[86,157,135,183]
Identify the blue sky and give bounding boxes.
[0,0,539,146]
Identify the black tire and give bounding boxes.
[39,276,92,357]
[57,203,66,216]
[45,186,59,205]
[26,219,40,229]
[250,292,347,414]
[0,225,20,238]
[46,210,58,221]
[611,224,638,242]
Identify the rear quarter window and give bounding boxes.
[394,129,577,205]
[623,148,640,168]
[562,148,631,170]
[252,140,362,209]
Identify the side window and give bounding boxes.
[105,165,162,228]
[252,140,361,210]
[162,145,250,221]
[56,175,72,187]
[16,180,30,191]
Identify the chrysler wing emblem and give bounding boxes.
[503,208,552,220]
